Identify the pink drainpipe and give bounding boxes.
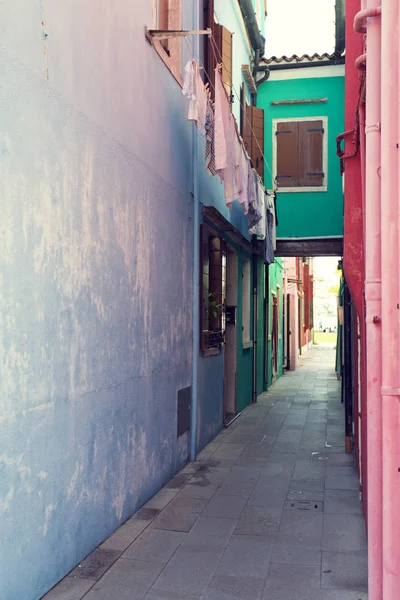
[355,3,382,599]
[381,1,400,597]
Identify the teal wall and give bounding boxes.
[257,75,345,239]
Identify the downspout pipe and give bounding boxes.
[355,3,382,599]
[238,0,265,57]
[190,0,200,462]
[381,1,400,597]
[335,0,346,55]
[354,6,381,33]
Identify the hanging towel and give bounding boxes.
[238,146,249,215]
[222,113,241,207]
[182,60,207,136]
[249,182,266,239]
[214,67,228,171]
[247,169,262,230]
[205,99,217,176]
[268,192,277,250]
[264,203,275,265]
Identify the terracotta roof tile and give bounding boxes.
[262,51,344,65]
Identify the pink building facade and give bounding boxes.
[342,1,400,598]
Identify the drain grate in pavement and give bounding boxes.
[284,500,323,512]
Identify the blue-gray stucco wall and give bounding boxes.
[0,45,193,600]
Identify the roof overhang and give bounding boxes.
[202,206,262,255]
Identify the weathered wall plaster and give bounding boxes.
[0,2,194,598]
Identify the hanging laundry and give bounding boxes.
[264,191,276,264]
[267,192,277,250]
[223,113,241,207]
[205,99,216,176]
[249,182,266,239]
[214,67,228,171]
[264,203,275,265]
[247,169,262,230]
[273,191,279,227]
[238,146,249,215]
[182,60,196,106]
[182,60,207,136]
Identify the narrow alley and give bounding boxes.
[44,346,367,600]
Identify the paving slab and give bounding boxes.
[83,559,164,600]
[123,529,186,563]
[322,514,367,552]
[216,535,274,579]
[42,577,94,600]
[202,494,247,519]
[202,573,264,600]
[321,551,368,591]
[149,497,207,532]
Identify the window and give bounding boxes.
[200,224,226,352]
[273,117,327,192]
[242,94,265,179]
[242,258,251,344]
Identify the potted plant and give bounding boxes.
[207,293,225,347]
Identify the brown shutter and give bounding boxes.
[298,120,324,187]
[214,25,233,101]
[203,0,216,96]
[200,224,210,351]
[244,106,264,179]
[276,121,299,187]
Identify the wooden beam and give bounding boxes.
[275,238,343,257]
[271,98,328,106]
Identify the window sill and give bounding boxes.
[202,348,221,358]
[277,186,328,193]
[242,341,253,349]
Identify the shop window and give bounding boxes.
[273,117,327,192]
[200,224,226,352]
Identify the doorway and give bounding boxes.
[272,293,278,376]
[223,247,238,425]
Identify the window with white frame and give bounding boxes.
[273,117,328,192]
[242,258,251,344]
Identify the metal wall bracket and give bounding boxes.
[145,27,211,42]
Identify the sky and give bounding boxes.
[265,0,336,58]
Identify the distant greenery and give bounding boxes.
[313,331,337,346]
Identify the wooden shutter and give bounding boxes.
[298,120,324,187]
[276,121,299,187]
[244,106,264,179]
[200,224,210,351]
[214,25,233,101]
[203,0,216,96]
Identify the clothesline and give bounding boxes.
[209,35,275,184]
[181,54,277,263]
[184,34,275,185]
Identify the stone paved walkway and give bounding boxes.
[43,346,368,600]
